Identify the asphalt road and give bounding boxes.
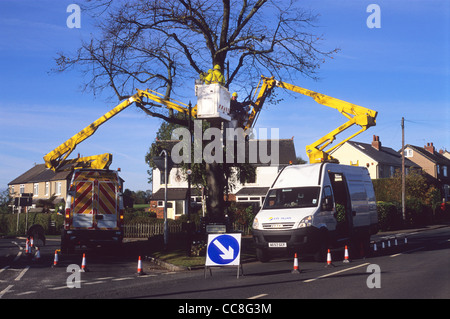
[1,225,449,303]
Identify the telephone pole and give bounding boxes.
[401,117,406,221]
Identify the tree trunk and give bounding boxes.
[205,121,225,221]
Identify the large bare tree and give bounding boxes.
[55,0,338,220]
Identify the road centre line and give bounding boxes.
[84,280,106,285]
[112,277,135,281]
[49,285,69,290]
[390,246,425,258]
[16,291,37,296]
[303,263,370,283]
[248,294,268,299]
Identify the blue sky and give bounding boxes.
[0,0,449,191]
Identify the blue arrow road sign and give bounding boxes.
[205,234,241,266]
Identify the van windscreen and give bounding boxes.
[263,187,320,209]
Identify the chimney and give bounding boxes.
[424,142,435,154]
[372,135,381,151]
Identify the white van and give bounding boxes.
[252,163,378,262]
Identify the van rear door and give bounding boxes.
[70,170,120,230]
[72,179,95,229]
[96,180,119,229]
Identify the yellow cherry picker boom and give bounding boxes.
[43,89,198,171]
[244,76,378,164]
[43,88,203,254]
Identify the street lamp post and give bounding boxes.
[154,150,173,249]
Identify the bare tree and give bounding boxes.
[54,0,338,220]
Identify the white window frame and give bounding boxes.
[45,182,50,196]
[405,149,413,157]
[55,181,62,195]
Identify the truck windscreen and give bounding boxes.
[263,187,320,209]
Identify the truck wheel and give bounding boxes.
[256,248,270,262]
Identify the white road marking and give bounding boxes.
[0,285,14,299]
[303,263,370,283]
[248,293,268,299]
[390,246,425,257]
[15,266,30,281]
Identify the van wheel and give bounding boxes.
[256,248,270,262]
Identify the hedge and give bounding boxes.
[0,212,64,236]
[0,211,182,236]
[376,199,450,232]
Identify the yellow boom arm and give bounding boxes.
[247,76,378,163]
[44,89,196,171]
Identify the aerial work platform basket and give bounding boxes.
[195,83,231,122]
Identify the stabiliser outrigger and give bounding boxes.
[245,76,378,164]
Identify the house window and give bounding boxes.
[443,166,448,177]
[404,149,413,157]
[160,169,171,185]
[175,200,184,215]
[157,201,164,207]
[33,183,39,196]
[390,166,395,177]
[55,182,62,195]
[45,182,50,196]
[20,184,25,194]
[437,165,441,175]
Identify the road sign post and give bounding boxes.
[205,233,243,278]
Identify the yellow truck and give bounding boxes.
[61,169,124,253]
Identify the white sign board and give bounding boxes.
[205,233,241,267]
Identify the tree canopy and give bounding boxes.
[55,0,338,220]
[55,0,337,125]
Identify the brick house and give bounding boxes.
[330,135,418,179]
[8,164,72,213]
[403,143,450,200]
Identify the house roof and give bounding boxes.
[150,187,202,201]
[8,164,73,185]
[345,141,417,167]
[405,144,450,166]
[153,138,297,166]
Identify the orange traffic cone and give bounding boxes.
[343,245,350,263]
[325,249,335,268]
[291,253,300,273]
[80,253,88,272]
[52,250,59,267]
[137,256,145,276]
[25,239,30,255]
